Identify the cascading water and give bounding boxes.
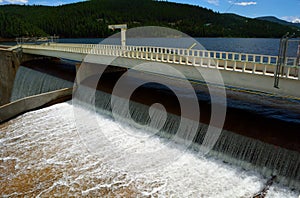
[10,66,73,101]
[1,63,299,196]
[74,84,300,189]
[1,102,299,197]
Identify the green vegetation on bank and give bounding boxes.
[0,0,299,39]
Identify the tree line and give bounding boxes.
[0,0,299,39]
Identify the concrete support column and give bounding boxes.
[0,48,41,106]
[0,50,19,105]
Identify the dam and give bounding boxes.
[0,33,300,197]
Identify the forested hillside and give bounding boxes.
[0,0,299,39]
[257,16,300,29]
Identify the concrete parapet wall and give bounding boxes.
[0,88,73,124]
[93,56,300,99]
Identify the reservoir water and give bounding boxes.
[2,37,299,56]
[60,37,299,56]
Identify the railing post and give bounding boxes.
[216,60,220,69]
[161,53,165,62]
[167,54,170,63]
[233,61,237,71]
[242,62,246,72]
[263,65,267,75]
[173,54,177,63]
[208,59,211,68]
[146,51,149,60]
[252,64,256,74]
[287,67,290,78]
[192,56,196,66]
[200,58,203,67]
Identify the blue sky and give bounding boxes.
[1,0,299,23]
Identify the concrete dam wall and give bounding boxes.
[0,48,20,105]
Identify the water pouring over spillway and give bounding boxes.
[0,103,285,197]
[10,62,74,101]
[1,63,300,197]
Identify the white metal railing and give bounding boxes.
[21,43,300,80]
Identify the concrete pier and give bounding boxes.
[0,46,46,105]
[0,47,20,105]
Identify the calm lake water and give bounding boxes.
[58,37,299,56]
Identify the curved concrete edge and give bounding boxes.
[0,88,73,124]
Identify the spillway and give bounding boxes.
[1,61,299,197]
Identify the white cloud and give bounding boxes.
[282,16,300,24]
[229,1,257,6]
[0,0,28,3]
[205,0,219,6]
[34,1,65,6]
[293,19,300,23]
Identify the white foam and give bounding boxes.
[0,102,299,197]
